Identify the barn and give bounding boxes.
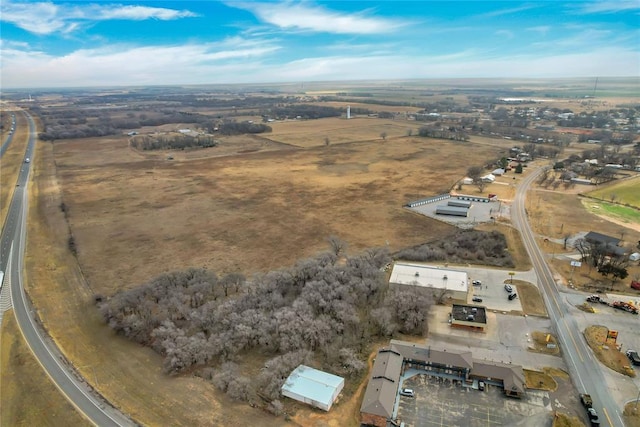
[436,205,469,217]
[281,365,344,411]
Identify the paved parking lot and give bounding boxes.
[396,374,552,427]
[462,266,536,312]
[408,198,501,228]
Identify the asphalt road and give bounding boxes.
[0,111,134,427]
[513,166,624,427]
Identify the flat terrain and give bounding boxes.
[12,83,639,427]
[55,130,502,295]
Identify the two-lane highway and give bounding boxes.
[513,166,624,427]
[0,111,134,427]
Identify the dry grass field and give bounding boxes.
[21,114,504,425]
[584,326,635,378]
[0,108,29,226]
[1,313,91,427]
[13,86,637,426]
[524,368,557,391]
[54,128,503,296]
[23,141,287,426]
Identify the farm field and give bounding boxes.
[584,175,640,208]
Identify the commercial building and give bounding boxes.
[281,365,344,411]
[360,340,526,426]
[450,303,488,332]
[389,262,469,302]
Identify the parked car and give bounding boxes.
[504,284,513,292]
[587,408,598,420]
[626,350,640,366]
[508,293,518,301]
[472,280,482,286]
[399,388,415,397]
[472,297,483,303]
[478,381,485,391]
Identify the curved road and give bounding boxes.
[514,166,624,427]
[0,111,134,427]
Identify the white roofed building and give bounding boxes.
[281,365,344,411]
[388,262,469,301]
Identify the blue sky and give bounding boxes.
[1,1,639,88]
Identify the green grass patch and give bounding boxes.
[586,176,640,208]
[582,199,640,225]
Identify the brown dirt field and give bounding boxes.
[511,280,548,317]
[583,326,635,378]
[623,402,640,427]
[528,331,560,355]
[524,368,557,391]
[0,312,91,427]
[55,133,502,295]
[24,140,286,427]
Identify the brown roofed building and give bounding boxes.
[470,360,526,398]
[360,349,403,427]
[360,340,526,426]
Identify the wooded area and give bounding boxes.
[100,242,433,408]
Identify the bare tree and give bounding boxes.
[327,235,348,257]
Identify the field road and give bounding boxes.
[513,166,624,427]
[0,111,135,427]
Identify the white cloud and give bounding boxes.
[495,30,514,39]
[1,40,280,88]
[477,4,538,18]
[574,1,640,14]
[3,41,637,88]
[0,1,197,35]
[230,1,407,34]
[527,26,550,36]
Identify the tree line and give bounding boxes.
[99,240,433,409]
[131,135,218,151]
[396,230,514,268]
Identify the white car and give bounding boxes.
[472,280,482,286]
[399,388,415,397]
[504,284,513,292]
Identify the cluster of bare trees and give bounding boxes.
[100,242,433,408]
[574,239,629,286]
[131,135,218,151]
[417,125,469,141]
[396,230,514,268]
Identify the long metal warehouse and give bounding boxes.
[435,205,469,217]
[447,200,472,208]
